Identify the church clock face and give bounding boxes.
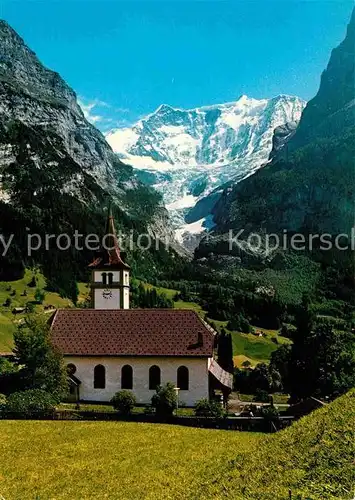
[102,289,113,300]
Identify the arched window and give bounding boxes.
[101,272,107,285]
[108,272,114,285]
[121,365,133,390]
[149,365,161,390]
[177,366,189,390]
[94,364,106,389]
[66,363,77,375]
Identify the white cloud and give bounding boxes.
[78,98,104,124]
[78,98,130,128]
[114,106,130,114]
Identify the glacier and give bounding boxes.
[106,94,306,244]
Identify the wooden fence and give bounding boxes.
[0,410,294,432]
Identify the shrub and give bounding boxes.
[250,363,272,392]
[3,297,11,307]
[233,367,251,393]
[227,314,253,333]
[0,359,21,395]
[0,358,17,375]
[143,406,155,415]
[34,288,46,304]
[25,302,35,314]
[261,405,280,422]
[253,388,270,403]
[194,398,224,418]
[280,324,296,339]
[0,393,7,410]
[151,382,177,417]
[317,316,348,331]
[311,300,346,318]
[111,390,136,416]
[28,276,36,287]
[5,389,56,415]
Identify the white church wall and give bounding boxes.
[64,356,210,406]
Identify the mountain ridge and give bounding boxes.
[0,20,185,294]
[195,6,355,300]
[288,7,355,151]
[209,7,355,237]
[107,94,306,243]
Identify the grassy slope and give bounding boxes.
[195,389,355,500]
[219,322,290,367]
[0,269,80,351]
[0,420,260,500]
[0,391,353,499]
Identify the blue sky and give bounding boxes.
[1,0,353,131]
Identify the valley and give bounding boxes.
[0,9,353,385]
[0,4,354,500]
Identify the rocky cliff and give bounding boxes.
[0,21,175,210]
[208,8,355,240]
[289,7,355,151]
[0,21,183,291]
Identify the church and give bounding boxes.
[50,210,232,406]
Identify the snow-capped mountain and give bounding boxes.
[106,95,306,244]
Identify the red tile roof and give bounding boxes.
[50,309,215,357]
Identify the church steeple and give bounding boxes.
[90,204,129,271]
[89,206,130,309]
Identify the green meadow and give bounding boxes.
[0,270,78,351]
[0,390,353,499]
[0,420,260,499]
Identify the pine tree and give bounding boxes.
[217,328,234,373]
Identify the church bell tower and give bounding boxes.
[89,207,130,310]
